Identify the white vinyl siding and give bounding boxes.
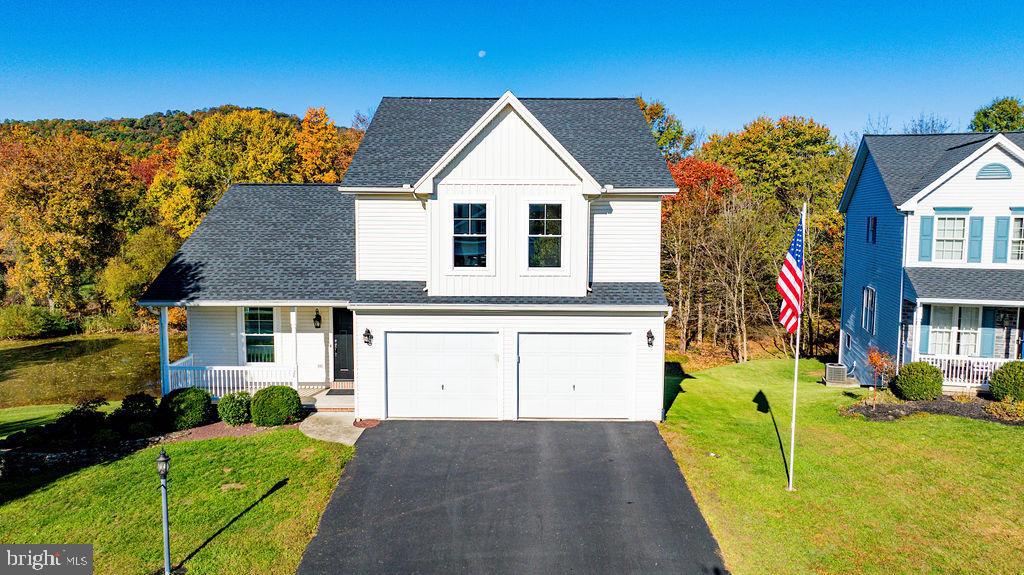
[356,197,427,280]
[934,216,966,261]
[589,197,662,282]
[186,307,240,366]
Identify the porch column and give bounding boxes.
[159,306,170,395]
[291,306,299,389]
[911,303,923,363]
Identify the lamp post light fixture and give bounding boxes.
[647,330,655,348]
[312,308,322,329]
[363,328,374,346]
[156,448,173,575]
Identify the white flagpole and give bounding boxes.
[787,202,806,492]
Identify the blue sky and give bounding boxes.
[2,0,1023,139]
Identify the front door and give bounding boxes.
[333,308,354,380]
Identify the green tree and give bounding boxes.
[969,97,1024,132]
[98,226,180,313]
[636,97,695,161]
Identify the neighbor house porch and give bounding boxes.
[156,305,357,411]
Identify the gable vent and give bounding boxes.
[977,163,1012,180]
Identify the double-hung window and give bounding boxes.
[453,203,487,268]
[1012,217,1024,261]
[929,305,980,356]
[861,287,876,335]
[528,203,562,268]
[934,216,966,261]
[243,307,274,363]
[866,216,877,244]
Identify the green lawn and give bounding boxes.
[0,429,352,575]
[0,402,120,439]
[661,358,1024,574]
[0,333,186,408]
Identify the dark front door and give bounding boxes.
[333,308,354,380]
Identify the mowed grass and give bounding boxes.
[0,402,120,439]
[0,429,352,575]
[0,333,186,408]
[661,358,1024,575]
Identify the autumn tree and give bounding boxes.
[969,97,1024,132]
[98,225,180,315]
[636,97,695,161]
[295,107,345,182]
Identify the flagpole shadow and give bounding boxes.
[752,390,789,481]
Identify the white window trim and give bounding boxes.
[861,286,876,335]
[237,306,279,365]
[933,215,967,263]
[928,304,982,357]
[1011,216,1024,262]
[446,198,495,276]
[521,199,570,277]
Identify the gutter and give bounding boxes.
[347,303,673,313]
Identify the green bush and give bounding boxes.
[989,361,1024,402]
[251,386,302,427]
[0,305,76,338]
[159,387,213,431]
[892,361,944,401]
[109,393,158,436]
[82,310,139,333]
[218,391,252,426]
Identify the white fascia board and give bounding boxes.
[348,303,672,314]
[411,91,602,193]
[897,134,1024,211]
[916,297,1024,307]
[141,300,352,308]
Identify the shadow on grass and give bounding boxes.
[752,390,789,481]
[664,361,695,414]
[0,443,146,503]
[0,416,55,439]
[174,478,290,572]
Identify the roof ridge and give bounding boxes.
[380,96,633,101]
[864,131,1024,137]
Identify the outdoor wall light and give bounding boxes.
[156,448,172,575]
[363,328,373,346]
[312,308,322,329]
[647,330,655,348]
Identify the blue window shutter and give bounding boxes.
[980,307,996,358]
[919,305,931,355]
[994,216,1010,263]
[968,217,984,262]
[918,216,933,262]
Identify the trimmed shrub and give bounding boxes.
[989,361,1024,402]
[109,393,158,437]
[218,391,252,426]
[251,386,302,427]
[0,305,76,338]
[891,361,943,401]
[159,387,213,431]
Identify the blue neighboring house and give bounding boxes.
[838,132,1024,391]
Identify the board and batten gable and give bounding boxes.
[589,196,662,282]
[355,195,427,280]
[903,144,1024,267]
[426,105,591,297]
[841,152,906,384]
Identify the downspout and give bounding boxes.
[896,209,909,369]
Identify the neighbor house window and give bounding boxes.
[861,287,876,335]
[528,203,562,268]
[453,203,487,267]
[866,216,877,244]
[243,307,274,363]
[1012,217,1024,261]
[934,216,966,261]
[929,305,980,356]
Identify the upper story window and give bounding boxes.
[528,203,562,268]
[977,163,1012,180]
[243,307,274,363]
[453,203,487,268]
[934,216,966,261]
[861,286,876,335]
[1013,217,1024,261]
[866,216,877,244]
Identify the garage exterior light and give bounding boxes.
[313,308,322,329]
[647,330,654,348]
[363,328,374,346]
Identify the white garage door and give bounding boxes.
[518,333,632,419]
[386,332,501,418]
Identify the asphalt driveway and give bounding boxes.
[298,421,726,574]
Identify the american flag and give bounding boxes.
[776,213,805,334]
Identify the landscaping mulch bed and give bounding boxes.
[163,420,301,443]
[845,396,1024,426]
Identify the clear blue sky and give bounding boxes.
[2,0,1023,139]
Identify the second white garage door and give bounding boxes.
[386,332,501,419]
[518,333,632,419]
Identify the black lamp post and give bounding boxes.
[312,308,322,329]
[156,448,172,575]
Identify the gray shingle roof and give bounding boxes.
[140,184,667,307]
[862,132,1024,206]
[342,97,675,189]
[905,267,1024,302]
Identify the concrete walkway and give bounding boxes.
[299,413,364,445]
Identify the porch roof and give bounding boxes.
[906,267,1024,304]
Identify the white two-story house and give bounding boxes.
[139,92,676,421]
[839,132,1024,391]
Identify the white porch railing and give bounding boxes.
[919,355,1012,388]
[167,356,297,398]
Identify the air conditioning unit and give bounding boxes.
[825,363,849,386]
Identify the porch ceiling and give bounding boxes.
[906,267,1024,303]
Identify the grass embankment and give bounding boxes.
[661,358,1024,574]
